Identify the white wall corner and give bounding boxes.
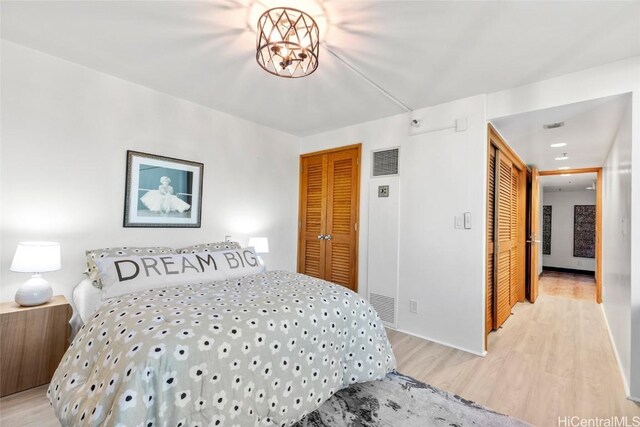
[601,304,631,398]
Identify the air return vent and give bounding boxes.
[372,148,399,176]
[369,292,395,324]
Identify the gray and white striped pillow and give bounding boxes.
[176,241,241,254]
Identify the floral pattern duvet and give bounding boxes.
[48,271,396,426]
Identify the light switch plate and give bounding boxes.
[464,212,471,229]
[454,216,463,229]
[378,185,389,197]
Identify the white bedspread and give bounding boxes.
[48,271,396,426]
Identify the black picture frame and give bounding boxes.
[573,205,596,258]
[123,150,204,228]
[542,205,552,255]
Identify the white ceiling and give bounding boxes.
[2,1,639,136]
[491,94,631,178]
[541,173,597,193]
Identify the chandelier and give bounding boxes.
[256,7,320,78]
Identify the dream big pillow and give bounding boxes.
[95,248,265,299]
[85,246,176,289]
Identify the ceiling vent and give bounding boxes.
[372,148,399,177]
[543,121,565,129]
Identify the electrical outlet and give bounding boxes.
[378,185,389,198]
[454,216,463,229]
[410,300,418,314]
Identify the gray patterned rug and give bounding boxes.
[294,372,529,426]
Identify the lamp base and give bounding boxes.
[15,274,53,307]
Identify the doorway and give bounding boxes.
[297,144,361,291]
[536,168,602,303]
[485,94,629,359]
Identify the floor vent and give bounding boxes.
[372,148,399,176]
[369,292,395,325]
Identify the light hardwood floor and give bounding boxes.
[538,270,596,301]
[1,272,638,426]
[389,271,639,426]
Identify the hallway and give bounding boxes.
[387,272,639,426]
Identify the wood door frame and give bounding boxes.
[538,167,602,303]
[298,144,362,291]
[486,124,528,345]
[528,167,540,303]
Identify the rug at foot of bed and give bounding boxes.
[294,372,529,426]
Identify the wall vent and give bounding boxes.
[372,148,399,176]
[369,292,395,324]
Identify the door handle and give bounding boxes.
[317,235,324,240]
[324,235,332,240]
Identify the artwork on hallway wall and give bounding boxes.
[123,150,204,228]
[573,205,596,258]
[542,205,552,255]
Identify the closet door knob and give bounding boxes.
[324,235,333,240]
[317,235,324,240]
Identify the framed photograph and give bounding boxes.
[123,150,203,228]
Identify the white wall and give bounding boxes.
[602,100,632,398]
[0,41,300,304]
[542,190,597,271]
[301,95,487,356]
[489,58,639,400]
[487,56,640,121]
[300,58,640,382]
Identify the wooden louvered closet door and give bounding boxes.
[495,153,514,328]
[487,125,526,338]
[325,149,359,291]
[486,146,496,334]
[298,145,361,291]
[509,167,520,308]
[298,154,327,279]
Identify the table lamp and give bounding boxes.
[10,242,61,306]
[248,237,269,267]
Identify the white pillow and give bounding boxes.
[95,248,265,299]
[73,279,103,323]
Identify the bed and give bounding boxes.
[48,260,396,426]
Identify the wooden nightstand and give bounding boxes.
[0,295,72,397]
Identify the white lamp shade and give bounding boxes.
[248,237,269,254]
[10,242,61,273]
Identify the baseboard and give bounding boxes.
[386,326,487,357]
[629,395,640,403]
[600,304,631,398]
[542,266,595,276]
